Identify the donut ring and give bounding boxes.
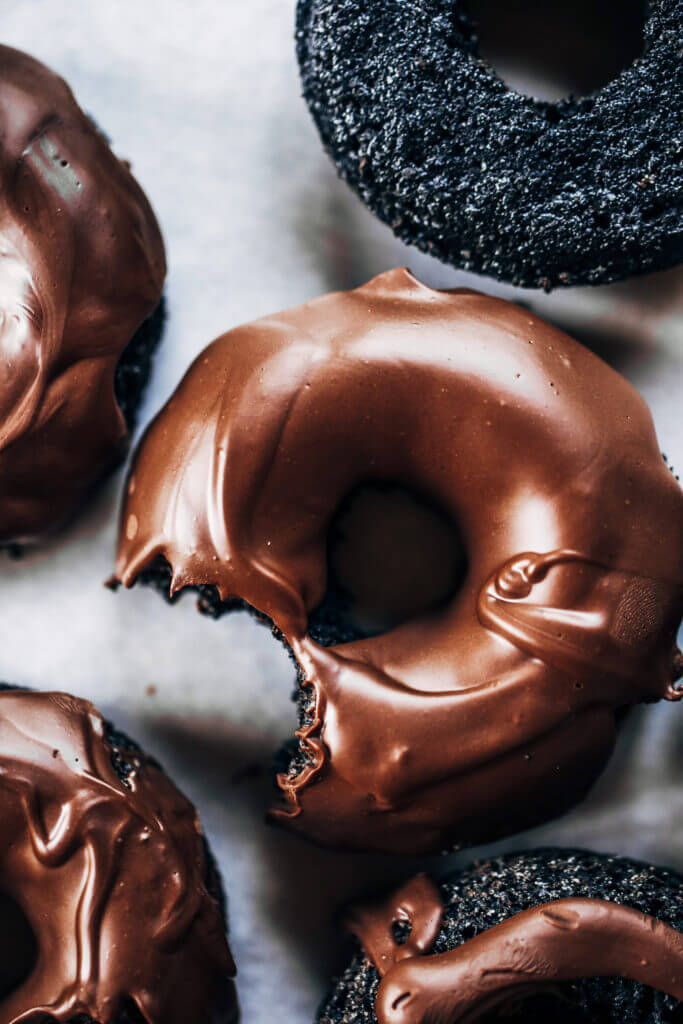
[114,269,683,854]
[296,0,683,288]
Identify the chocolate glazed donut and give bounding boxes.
[0,45,165,545]
[334,857,683,1024]
[296,0,683,288]
[115,269,683,854]
[0,686,237,1024]
[375,899,683,1024]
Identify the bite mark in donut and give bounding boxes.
[114,269,683,853]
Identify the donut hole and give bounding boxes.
[467,0,645,102]
[308,482,467,644]
[0,891,37,1000]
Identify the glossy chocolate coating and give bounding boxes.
[348,875,683,1024]
[0,45,165,544]
[345,875,444,977]
[115,268,683,853]
[0,689,236,1023]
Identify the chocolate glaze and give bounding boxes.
[0,690,236,1023]
[0,45,165,544]
[346,879,683,1024]
[115,268,683,853]
[345,875,444,977]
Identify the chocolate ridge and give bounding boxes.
[115,268,683,852]
[345,875,444,978]
[0,44,165,544]
[0,689,236,1023]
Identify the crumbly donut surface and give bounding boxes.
[297,0,683,288]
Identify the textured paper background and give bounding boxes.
[1,3,681,1021]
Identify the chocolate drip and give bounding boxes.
[373,899,683,1024]
[115,268,683,852]
[478,550,683,700]
[0,690,235,1023]
[0,45,165,544]
[345,876,444,977]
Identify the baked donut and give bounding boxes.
[114,268,683,854]
[296,0,683,288]
[0,45,166,547]
[0,683,237,1024]
[319,850,683,1024]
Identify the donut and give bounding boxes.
[0,683,237,1024]
[319,850,683,1024]
[0,45,166,547]
[296,0,683,288]
[113,268,683,854]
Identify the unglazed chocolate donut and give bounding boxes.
[296,0,683,288]
[320,850,683,1024]
[0,45,165,546]
[114,269,683,854]
[0,684,237,1024]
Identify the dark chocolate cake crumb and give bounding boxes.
[297,0,683,288]
[114,298,167,432]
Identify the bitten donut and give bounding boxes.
[0,684,237,1024]
[319,850,683,1024]
[0,45,166,547]
[114,269,683,854]
[296,0,683,288]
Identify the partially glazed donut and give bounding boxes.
[115,269,683,853]
[0,685,237,1024]
[321,851,683,1024]
[296,0,683,288]
[0,45,165,545]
